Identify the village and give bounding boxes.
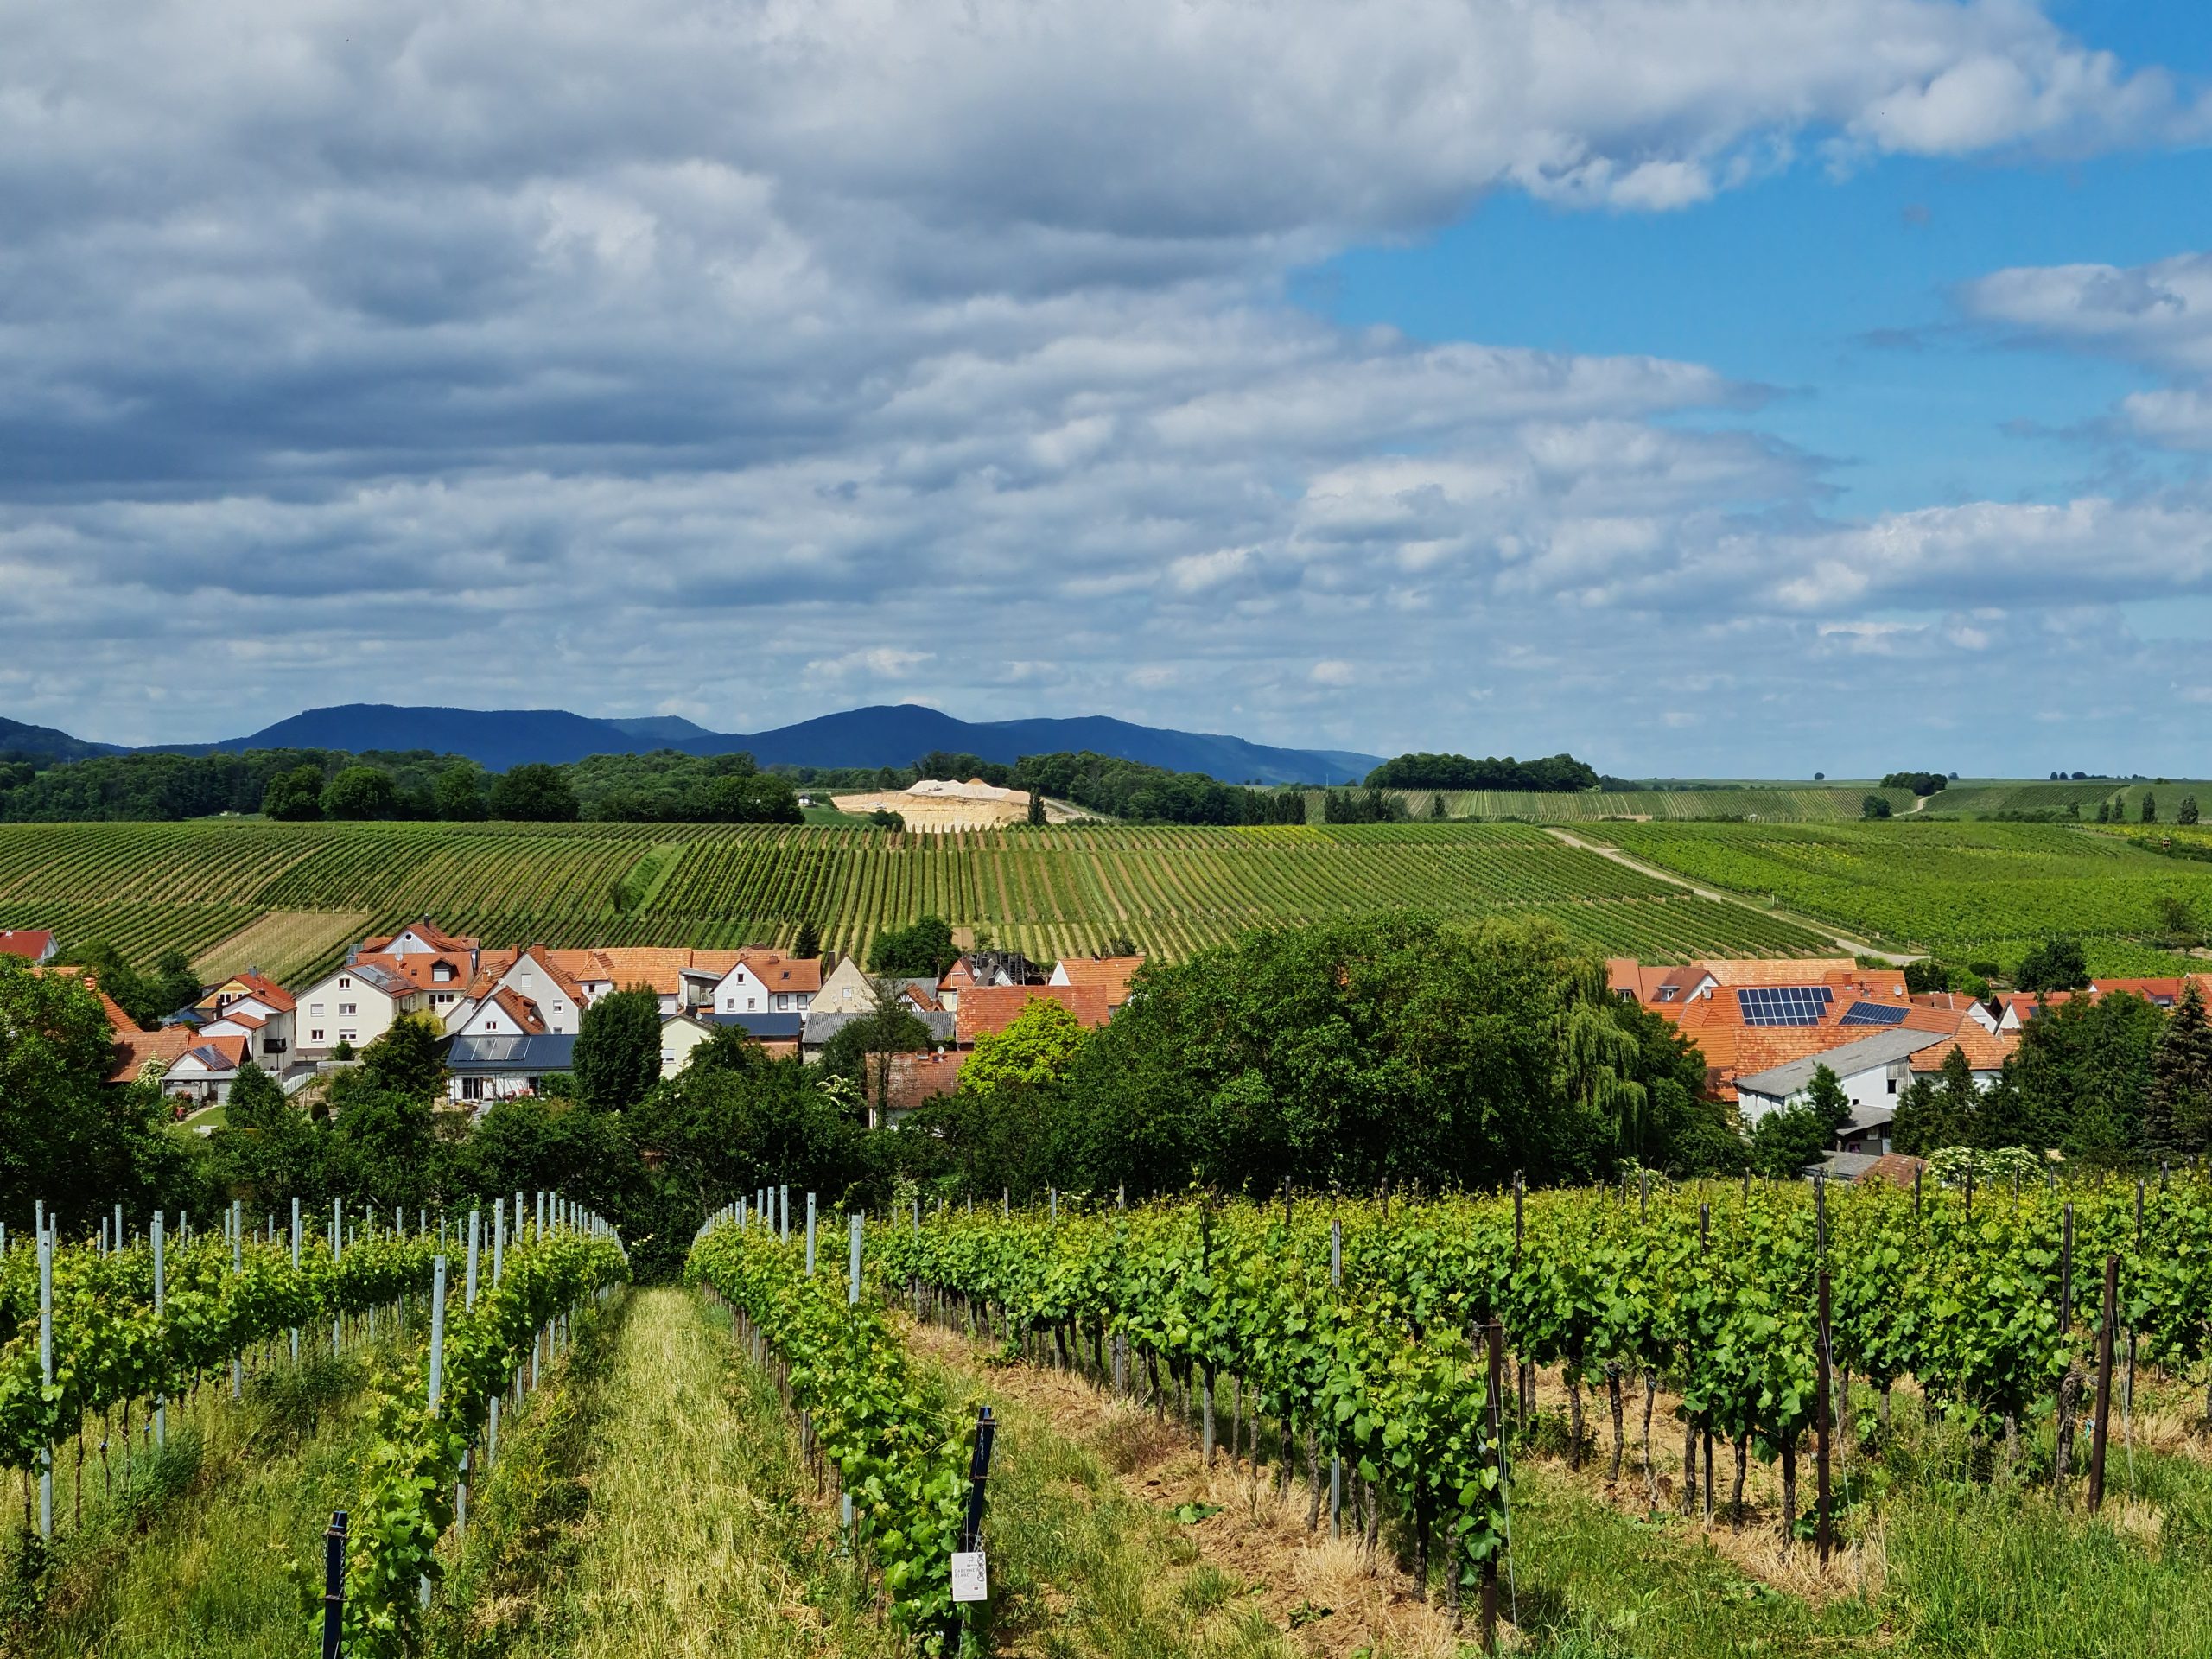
[0,920,1140,1122]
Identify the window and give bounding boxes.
[1887,1077,1898,1095]
[462,1077,486,1102]
[434,963,454,982]
[310,1002,325,1016]
[338,1002,357,1014]
[748,996,757,1010]
[310,1029,325,1042]
[339,1029,357,1043]
[339,976,351,988]
[660,1051,675,1065]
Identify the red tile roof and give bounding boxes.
[0,929,55,960]
[1054,956,1145,1007]
[955,984,1113,1046]
[871,1050,968,1112]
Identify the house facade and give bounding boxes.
[293,960,429,1059]
[446,1033,578,1105]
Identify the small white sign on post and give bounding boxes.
[950,1551,988,1604]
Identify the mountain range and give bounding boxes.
[10,703,1380,785]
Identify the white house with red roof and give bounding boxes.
[161,1033,251,1104]
[194,969,297,1064]
[292,958,429,1058]
[706,950,823,1015]
[0,929,57,964]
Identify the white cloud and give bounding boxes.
[0,0,2208,767]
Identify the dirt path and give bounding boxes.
[1543,827,1923,964]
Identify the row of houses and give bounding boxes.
[1610,956,2212,1166]
[83,918,1143,1112]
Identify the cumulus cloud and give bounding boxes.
[1,0,2209,765]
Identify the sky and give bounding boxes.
[6,1,2212,776]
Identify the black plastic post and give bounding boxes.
[945,1407,996,1654]
[322,1510,348,1659]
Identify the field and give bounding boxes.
[12,1180,2212,1659]
[1577,818,2212,973]
[1398,777,2212,823]
[0,818,1843,969]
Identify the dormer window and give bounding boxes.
[435,963,455,982]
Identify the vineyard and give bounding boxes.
[1400,779,2212,823]
[9,1174,2212,1657]
[0,819,1843,971]
[1576,818,2212,974]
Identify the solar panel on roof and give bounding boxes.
[1735,986,1833,1026]
[1839,1001,1908,1027]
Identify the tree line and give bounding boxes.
[1363,751,1600,791]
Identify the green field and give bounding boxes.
[1577,818,2212,973]
[1393,777,2212,823]
[0,819,1841,975]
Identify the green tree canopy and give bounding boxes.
[572,988,664,1110]
[434,761,490,821]
[490,762,581,822]
[2145,980,2212,1157]
[2016,936,2091,994]
[869,915,958,978]
[321,764,398,820]
[262,765,326,821]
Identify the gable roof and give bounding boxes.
[1052,956,1145,1007]
[210,971,298,1014]
[954,983,1113,1046]
[360,918,480,954]
[1735,1029,1952,1100]
[0,929,55,961]
[542,946,748,996]
[168,1033,250,1075]
[106,1024,196,1085]
[872,1050,968,1111]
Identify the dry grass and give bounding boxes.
[190,909,371,983]
[904,1318,1474,1659]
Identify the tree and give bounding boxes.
[213,1061,327,1205]
[2008,990,2164,1160]
[2096,800,2112,824]
[1747,1065,1851,1177]
[572,988,663,1110]
[961,997,1090,1099]
[2145,980,2212,1157]
[321,765,398,821]
[1903,960,1950,995]
[435,762,490,821]
[2182,796,2202,827]
[1428,791,1447,819]
[1027,788,1046,827]
[490,763,581,823]
[870,915,958,978]
[327,1084,441,1211]
[1862,793,1892,820]
[0,957,169,1220]
[2142,791,2158,824]
[2156,894,2199,950]
[261,765,326,822]
[793,919,821,960]
[354,1012,448,1100]
[2016,936,2090,993]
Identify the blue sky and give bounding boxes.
[5,0,2212,777]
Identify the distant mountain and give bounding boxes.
[690,705,1376,784]
[198,702,1376,785]
[0,715,122,763]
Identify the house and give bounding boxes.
[802,1006,958,1058]
[953,983,1113,1047]
[194,970,297,1065]
[446,1033,578,1105]
[700,1011,804,1059]
[161,1034,251,1105]
[704,951,822,1016]
[108,1024,197,1087]
[0,929,57,964]
[866,1050,967,1126]
[293,959,429,1059]
[1048,954,1145,1009]
[938,950,1047,1011]
[1732,1029,1954,1133]
[477,947,589,1034]
[814,955,941,1015]
[447,987,550,1041]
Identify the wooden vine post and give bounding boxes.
[1483,1318,1505,1656]
[2088,1254,2119,1513]
[1815,1268,1833,1562]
